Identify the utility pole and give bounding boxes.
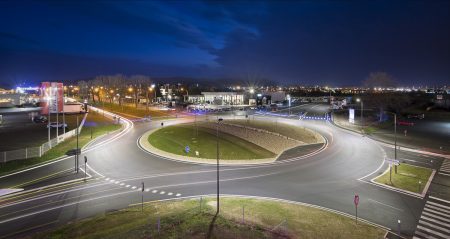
[394,113,398,174]
[76,115,79,173]
[216,118,223,217]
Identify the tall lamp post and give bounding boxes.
[385,111,398,175]
[215,118,223,217]
[287,94,291,116]
[356,98,363,133]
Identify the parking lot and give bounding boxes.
[0,108,81,151]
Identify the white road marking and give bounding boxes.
[145,189,150,192]
[119,183,125,186]
[160,191,165,194]
[422,211,450,223]
[414,230,438,239]
[176,193,181,197]
[424,207,450,218]
[368,199,403,211]
[167,192,173,196]
[427,201,450,210]
[152,190,157,193]
[429,196,450,204]
[425,204,450,214]
[419,220,450,233]
[417,225,449,238]
[421,216,450,228]
[125,185,130,188]
[131,186,137,190]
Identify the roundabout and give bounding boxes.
[0,104,431,238]
[139,119,326,165]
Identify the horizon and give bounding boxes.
[1,1,449,87]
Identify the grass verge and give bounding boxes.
[148,124,275,159]
[90,101,171,118]
[0,111,121,176]
[374,163,432,193]
[33,197,386,239]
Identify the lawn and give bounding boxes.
[0,111,122,176]
[33,197,386,239]
[374,163,433,193]
[90,101,170,118]
[148,124,276,159]
[228,119,320,143]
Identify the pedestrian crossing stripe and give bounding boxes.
[414,197,450,239]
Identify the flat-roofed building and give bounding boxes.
[202,92,244,105]
[184,92,245,105]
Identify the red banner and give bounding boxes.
[40,82,63,114]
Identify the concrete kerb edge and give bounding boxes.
[138,124,328,166]
[139,129,276,165]
[368,163,436,198]
[129,193,391,232]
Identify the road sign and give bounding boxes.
[385,158,400,164]
[185,146,190,153]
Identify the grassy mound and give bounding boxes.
[148,124,276,160]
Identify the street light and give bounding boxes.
[287,94,291,116]
[385,111,398,176]
[356,98,363,133]
[215,118,223,217]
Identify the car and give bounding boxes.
[398,121,414,126]
[33,115,48,123]
[407,113,425,119]
[47,122,68,128]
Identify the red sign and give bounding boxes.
[40,82,63,114]
[354,194,359,206]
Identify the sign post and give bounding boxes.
[349,108,355,124]
[354,194,359,224]
[385,158,400,183]
[84,156,87,181]
[185,146,190,154]
[141,182,144,212]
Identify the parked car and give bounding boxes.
[33,115,48,123]
[398,121,414,126]
[407,113,425,119]
[47,122,68,128]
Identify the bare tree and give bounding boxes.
[364,72,397,89]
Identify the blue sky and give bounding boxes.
[0,1,449,87]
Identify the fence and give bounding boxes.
[0,113,87,163]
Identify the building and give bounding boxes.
[184,92,245,105]
[0,92,28,107]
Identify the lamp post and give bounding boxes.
[215,118,223,217]
[46,88,52,148]
[151,84,156,103]
[386,111,398,174]
[287,94,291,116]
[356,98,363,133]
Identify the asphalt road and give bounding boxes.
[0,103,447,238]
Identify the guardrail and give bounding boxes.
[0,113,88,163]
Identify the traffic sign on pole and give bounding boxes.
[185,146,190,153]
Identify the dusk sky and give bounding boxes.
[0,0,449,87]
